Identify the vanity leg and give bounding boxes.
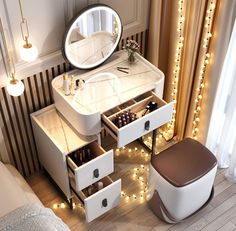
[137,129,157,156]
[138,137,151,153]
[68,198,73,209]
[97,133,101,145]
[151,129,157,156]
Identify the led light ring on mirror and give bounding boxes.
[62,4,122,70]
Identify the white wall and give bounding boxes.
[0,0,149,86]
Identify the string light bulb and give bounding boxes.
[191,0,217,140]
[163,0,185,140]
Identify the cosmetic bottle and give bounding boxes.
[70,75,76,95]
[97,181,103,191]
[79,79,84,90]
[87,184,96,196]
[87,186,93,196]
[63,73,70,95]
[86,148,92,161]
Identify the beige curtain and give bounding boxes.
[147,0,236,144]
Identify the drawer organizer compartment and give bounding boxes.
[102,91,174,147]
[67,141,114,191]
[70,176,121,222]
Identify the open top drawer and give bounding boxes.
[67,141,114,191]
[102,91,174,147]
[70,176,121,222]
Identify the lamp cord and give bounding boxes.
[0,18,15,79]
[18,0,25,21]
[18,0,30,43]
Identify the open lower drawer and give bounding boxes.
[67,141,114,191]
[70,176,121,222]
[102,91,174,147]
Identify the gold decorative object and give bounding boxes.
[0,18,24,96]
[18,0,38,62]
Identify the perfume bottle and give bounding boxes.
[70,75,76,95]
[63,73,70,95]
[97,181,103,191]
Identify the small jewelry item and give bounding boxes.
[117,66,129,74]
[142,101,158,116]
[75,79,85,90]
[70,75,76,95]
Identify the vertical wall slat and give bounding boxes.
[137,32,142,54]
[51,67,56,78]
[41,71,51,106]
[23,78,41,171]
[142,31,146,56]
[27,77,37,112]
[0,89,16,166]
[10,95,31,175]
[33,74,43,109]
[45,69,54,105]
[18,95,37,173]
[39,72,47,106]
[2,88,26,175]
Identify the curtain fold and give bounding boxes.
[174,0,207,140]
[147,0,236,144]
[185,0,236,143]
[206,18,236,182]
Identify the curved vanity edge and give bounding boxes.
[52,75,100,116]
[52,50,167,137]
[53,87,101,136]
[137,53,165,98]
[154,79,164,98]
[137,53,165,79]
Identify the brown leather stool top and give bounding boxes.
[151,138,217,187]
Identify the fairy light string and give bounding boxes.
[192,0,217,140]
[163,0,185,140]
[52,146,151,210]
[117,146,150,202]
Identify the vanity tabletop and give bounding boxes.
[31,105,96,154]
[52,51,164,115]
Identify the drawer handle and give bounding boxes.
[144,121,150,131]
[102,198,108,207]
[93,169,99,178]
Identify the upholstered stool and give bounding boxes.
[147,138,217,223]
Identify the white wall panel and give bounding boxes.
[0,0,149,86]
[98,0,149,38]
[3,0,66,59]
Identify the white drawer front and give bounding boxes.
[84,179,121,222]
[102,92,174,147]
[74,149,114,191]
[117,102,173,147]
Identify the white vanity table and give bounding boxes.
[31,51,174,222]
[30,4,174,223]
[52,51,173,147]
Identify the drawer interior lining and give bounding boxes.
[102,91,168,132]
[81,176,113,198]
[70,175,113,201]
[67,141,105,170]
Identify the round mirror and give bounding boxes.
[62,4,122,69]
